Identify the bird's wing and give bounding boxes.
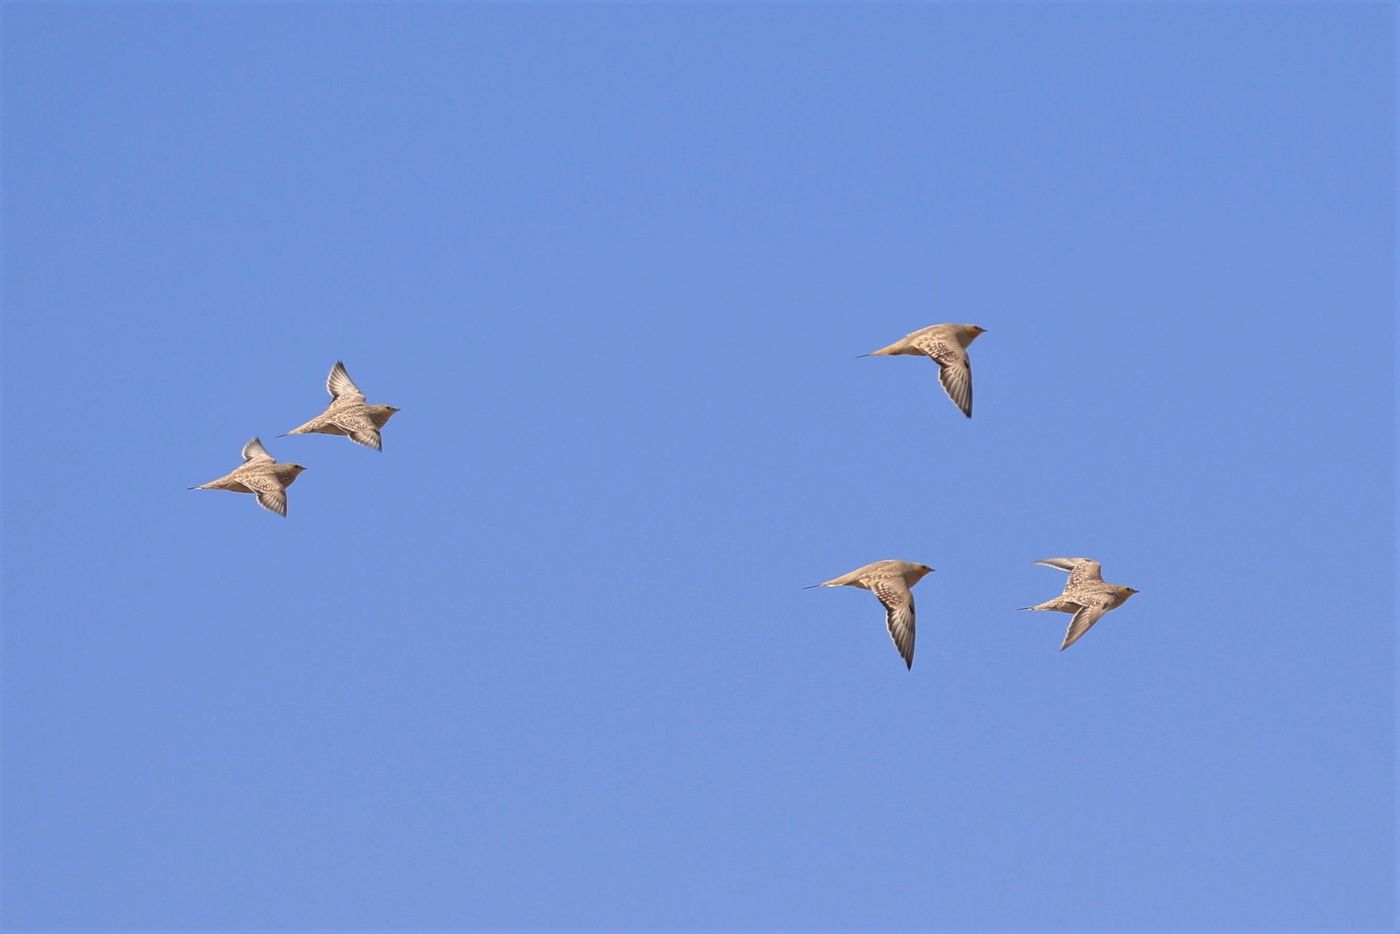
[326,361,366,403]
[913,334,972,418]
[241,437,275,464]
[1036,557,1103,588]
[331,409,383,451]
[1060,603,1107,651]
[869,577,916,669]
[240,472,288,517]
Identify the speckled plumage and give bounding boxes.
[1021,557,1139,651]
[866,323,986,418]
[188,437,306,517]
[807,559,935,669]
[284,361,399,451]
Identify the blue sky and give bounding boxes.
[2,3,1394,930]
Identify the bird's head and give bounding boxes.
[291,464,308,475]
[909,563,935,582]
[963,324,987,339]
[1120,586,1139,599]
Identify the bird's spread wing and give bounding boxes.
[241,437,275,464]
[331,410,383,451]
[913,335,972,418]
[1037,557,1103,588]
[1060,603,1107,651]
[241,472,288,517]
[326,361,366,403]
[869,577,915,669]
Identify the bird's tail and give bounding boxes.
[281,420,320,437]
[865,338,907,357]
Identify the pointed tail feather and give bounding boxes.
[865,339,907,357]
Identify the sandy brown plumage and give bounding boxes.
[188,437,307,517]
[866,323,986,418]
[283,361,399,451]
[807,559,935,669]
[1021,557,1139,650]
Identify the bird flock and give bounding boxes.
[188,361,397,516]
[814,322,1138,665]
[192,335,1136,665]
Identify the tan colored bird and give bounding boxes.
[866,323,987,418]
[1021,557,1139,651]
[188,437,307,517]
[806,559,935,669]
[283,361,399,451]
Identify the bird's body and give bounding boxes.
[809,559,934,669]
[1022,557,1138,650]
[188,437,306,517]
[285,361,399,451]
[867,323,986,418]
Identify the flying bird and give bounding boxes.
[865,323,987,418]
[1021,557,1138,651]
[283,361,399,451]
[806,559,935,669]
[188,437,306,517]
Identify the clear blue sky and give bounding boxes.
[2,3,1394,930]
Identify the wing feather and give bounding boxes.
[1037,557,1103,588]
[240,472,288,517]
[326,361,366,403]
[1060,604,1107,651]
[241,437,275,464]
[331,410,383,451]
[869,578,916,669]
[912,335,973,418]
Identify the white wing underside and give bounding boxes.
[241,437,275,465]
[326,361,366,403]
